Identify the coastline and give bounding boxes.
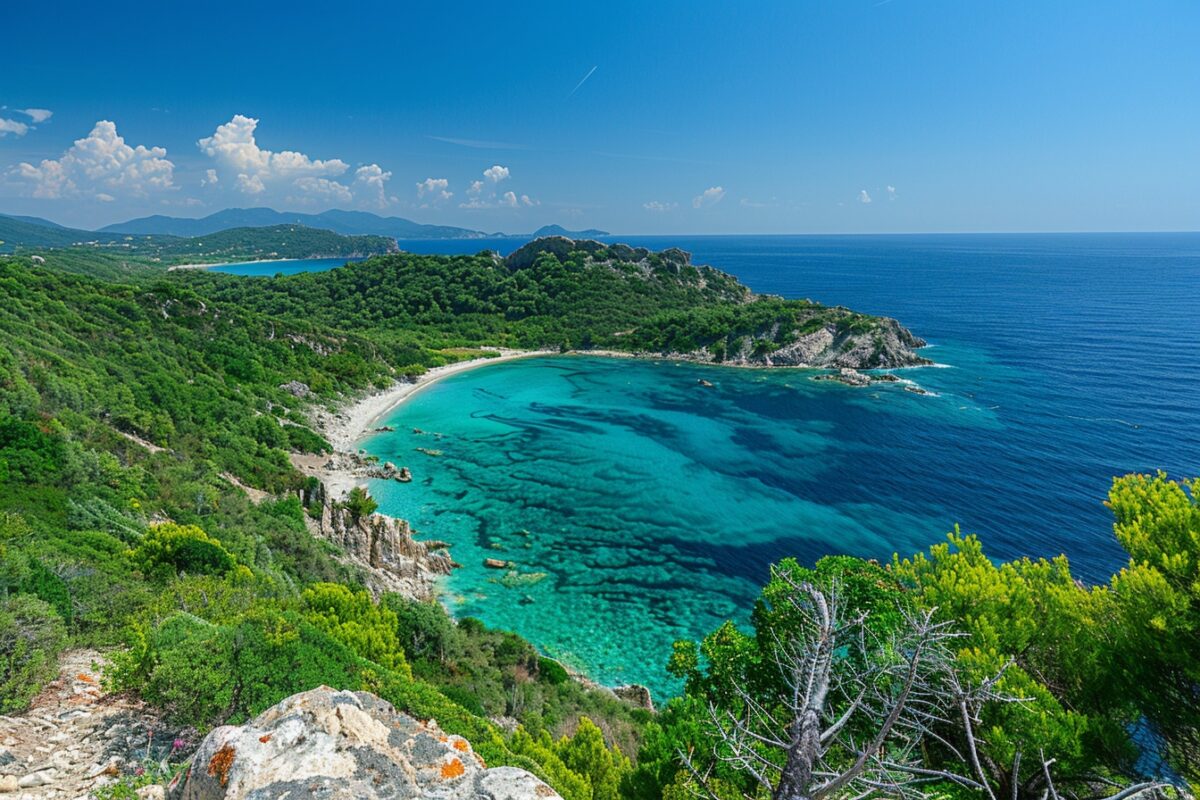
[166,257,304,271]
[304,348,555,499]
[304,346,937,499]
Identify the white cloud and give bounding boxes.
[0,118,29,137]
[467,180,485,198]
[739,197,778,209]
[483,164,510,183]
[858,189,872,204]
[95,193,115,203]
[20,108,53,123]
[886,185,897,200]
[416,176,452,202]
[198,114,347,195]
[353,164,392,207]
[236,173,265,194]
[11,120,175,199]
[500,191,519,208]
[521,194,538,207]
[692,186,725,209]
[643,200,677,212]
[294,177,353,203]
[202,168,219,186]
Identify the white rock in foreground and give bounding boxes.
[168,687,560,800]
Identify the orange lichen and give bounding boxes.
[76,673,96,684]
[207,744,237,787]
[451,738,469,753]
[440,758,465,779]
[259,735,272,744]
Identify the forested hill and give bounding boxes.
[0,214,396,261]
[195,236,929,369]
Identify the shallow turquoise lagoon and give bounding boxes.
[363,354,995,698]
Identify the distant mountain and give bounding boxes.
[100,208,489,240]
[0,214,395,261]
[0,214,131,252]
[532,224,610,238]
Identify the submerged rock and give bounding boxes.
[168,688,560,800]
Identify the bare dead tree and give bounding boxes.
[683,570,1175,800]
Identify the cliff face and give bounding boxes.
[505,237,929,370]
[301,479,453,601]
[169,688,560,800]
[702,314,928,369]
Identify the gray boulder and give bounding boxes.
[168,687,560,799]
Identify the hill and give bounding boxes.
[0,214,130,252]
[0,215,397,262]
[100,207,489,240]
[532,224,609,238]
[196,236,928,369]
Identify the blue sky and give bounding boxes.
[2,0,1198,233]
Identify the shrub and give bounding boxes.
[130,523,236,579]
[301,583,410,677]
[0,594,67,713]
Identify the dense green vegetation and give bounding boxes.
[0,241,1194,798]
[194,239,910,364]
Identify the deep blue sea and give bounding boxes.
[247,234,1200,698]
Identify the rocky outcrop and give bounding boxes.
[167,688,560,800]
[812,367,904,388]
[301,479,453,601]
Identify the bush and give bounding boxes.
[301,583,410,677]
[130,523,237,579]
[0,594,67,713]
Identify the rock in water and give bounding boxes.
[168,687,559,799]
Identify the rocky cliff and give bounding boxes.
[300,478,454,601]
[504,237,929,370]
[168,688,559,800]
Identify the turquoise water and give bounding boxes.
[210,257,363,276]
[356,233,1200,699]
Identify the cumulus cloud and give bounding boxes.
[0,118,30,137]
[352,164,393,207]
[198,114,347,195]
[11,120,175,199]
[293,177,353,203]
[859,189,872,203]
[692,186,725,209]
[416,176,452,202]
[21,108,53,123]
[643,200,677,212]
[458,168,534,209]
[237,173,265,194]
[202,168,219,186]
[886,185,897,200]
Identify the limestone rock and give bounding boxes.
[167,687,560,800]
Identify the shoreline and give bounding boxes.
[305,349,554,499]
[306,347,937,499]
[167,257,303,271]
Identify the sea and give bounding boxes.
[216,233,1200,698]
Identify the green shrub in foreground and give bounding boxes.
[0,594,67,713]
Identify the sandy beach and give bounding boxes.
[167,257,302,271]
[302,349,554,499]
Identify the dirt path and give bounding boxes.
[0,651,190,799]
